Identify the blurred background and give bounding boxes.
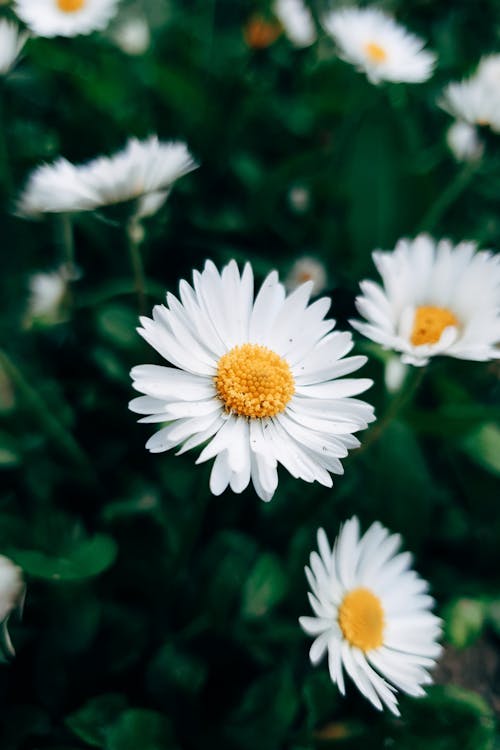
[1,0,500,747]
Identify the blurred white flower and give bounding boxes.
[0,556,25,657]
[25,264,76,327]
[288,185,311,213]
[384,355,408,393]
[17,136,198,218]
[112,15,150,56]
[0,19,28,75]
[440,55,500,134]
[13,0,120,38]
[285,256,327,296]
[351,234,500,366]
[129,260,375,502]
[446,120,483,163]
[273,0,317,48]
[323,7,436,85]
[300,518,442,715]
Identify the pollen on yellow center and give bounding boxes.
[410,305,459,346]
[338,587,385,652]
[215,343,295,419]
[56,0,85,12]
[364,41,387,63]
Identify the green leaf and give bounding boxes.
[225,667,299,750]
[462,423,500,476]
[396,685,495,750]
[10,534,117,581]
[66,694,128,748]
[241,553,288,618]
[443,598,486,649]
[147,642,207,699]
[106,709,174,750]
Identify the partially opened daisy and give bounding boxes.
[273,0,317,48]
[300,518,442,715]
[13,0,120,38]
[323,7,436,85]
[440,55,500,134]
[351,234,500,366]
[130,260,375,502]
[18,137,198,218]
[0,555,25,657]
[0,19,28,75]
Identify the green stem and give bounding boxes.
[58,213,76,271]
[417,162,477,233]
[357,366,427,455]
[127,219,147,315]
[0,349,100,488]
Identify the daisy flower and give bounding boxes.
[17,137,198,218]
[323,7,436,85]
[0,555,25,657]
[440,55,500,133]
[0,19,28,75]
[24,263,78,328]
[299,518,442,715]
[285,256,327,296]
[350,234,500,367]
[273,0,317,48]
[446,120,483,163]
[13,0,120,38]
[111,15,150,56]
[129,260,375,502]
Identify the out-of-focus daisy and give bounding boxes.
[24,263,77,328]
[0,556,25,657]
[111,15,150,56]
[130,260,375,502]
[13,0,120,38]
[384,355,408,393]
[446,120,483,163]
[243,15,282,49]
[300,517,442,715]
[288,185,311,213]
[440,55,500,134]
[285,256,327,296]
[0,19,28,75]
[351,234,500,367]
[323,7,436,85]
[17,137,198,218]
[273,0,317,48]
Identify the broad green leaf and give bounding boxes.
[462,423,500,476]
[443,598,486,649]
[241,553,288,618]
[106,709,173,750]
[10,534,117,581]
[66,694,127,748]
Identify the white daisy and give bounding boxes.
[446,120,483,163]
[17,137,198,218]
[273,0,317,48]
[299,517,442,715]
[13,0,120,38]
[350,234,500,367]
[0,19,28,75]
[129,260,375,502]
[111,15,150,56]
[25,263,77,327]
[323,7,436,85]
[285,256,327,296]
[0,555,25,657]
[440,55,500,133]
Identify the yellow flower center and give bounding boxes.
[364,42,387,63]
[338,587,385,652]
[410,305,459,346]
[215,343,295,419]
[56,0,85,12]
